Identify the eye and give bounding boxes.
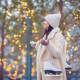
[42,19,45,22]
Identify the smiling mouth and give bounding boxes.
[43,25,46,27]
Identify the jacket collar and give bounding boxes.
[40,27,60,59]
[47,27,60,39]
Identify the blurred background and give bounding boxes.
[0,0,80,80]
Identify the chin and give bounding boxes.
[43,27,45,29]
[43,27,46,29]
[43,26,47,29]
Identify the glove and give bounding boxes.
[30,41,37,47]
[40,39,49,45]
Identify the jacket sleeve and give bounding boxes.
[45,33,64,58]
[35,41,40,51]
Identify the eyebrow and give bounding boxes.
[42,19,45,21]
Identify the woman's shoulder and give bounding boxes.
[54,32,64,40]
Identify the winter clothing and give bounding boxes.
[35,27,67,80]
[45,13,61,28]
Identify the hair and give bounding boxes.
[41,25,54,40]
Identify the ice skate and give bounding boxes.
[65,62,72,70]
[43,60,62,75]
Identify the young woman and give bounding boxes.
[30,13,67,80]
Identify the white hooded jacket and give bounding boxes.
[35,13,67,80]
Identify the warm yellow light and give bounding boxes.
[21,49,26,55]
[35,37,38,40]
[63,22,65,25]
[15,40,19,44]
[70,54,73,59]
[22,31,25,33]
[14,35,16,37]
[69,29,71,31]
[32,68,35,73]
[12,47,14,52]
[65,40,67,45]
[69,45,71,47]
[25,3,27,6]
[29,17,31,19]
[23,22,26,24]
[22,69,25,73]
[67,31,71,38]
[77,21,79,24]
[67,50,68,53]
[58,11,61,14]
[35,31,37,33]
[37,40,40,42]
[15,8,17,11]
[31,10,34,13]
[6,67,11,71]
[74,17,78,19]
[74,13,75,15]
[18,56,21,59]
[24,65,26,68]
[72,11,74,13]
[45,13,48,16]
[25,44,27,48]
[69,71,71,74]
[33,22,36,25]
[28,10,30,13]
[13,73,17,76]
[60,31,62,33]
[15,71,18,73]
[0,62,2,65]
[14,61,18,64]
[24,28,26,30]
[12,40,15,42]
[12,65,15,68]
[64,6,66,8]
[17,19,19,21]
[66,37,70,41]
[19,45,21,47]
[19,35,21,37]
[6,35,9,38]
[8,27,11,30]
[11,5,14,7]
[26,11,28,13]
[32,30,34,33]
[30,52,33,55]
[74,47,78,51]
[72,46,74,49]
[34,27,37,30]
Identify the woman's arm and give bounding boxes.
[35,41,40,50]
[45,33,64,58]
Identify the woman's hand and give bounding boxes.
[30,41,37,47]
[40,39,49,45]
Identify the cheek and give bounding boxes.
[46,23,49,27]
[43,21,49,28]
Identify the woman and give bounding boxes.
[30,13,67,80]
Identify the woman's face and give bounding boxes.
[42,19,49,30]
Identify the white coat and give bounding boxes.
[35,27,67,80]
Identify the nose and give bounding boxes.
[43,22,45,25]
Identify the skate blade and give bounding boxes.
[45,70,62,74]
[65,68,72,70]
[44,73,63,77]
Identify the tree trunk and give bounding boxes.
[0,24,5,80]
[59,0,65,35]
